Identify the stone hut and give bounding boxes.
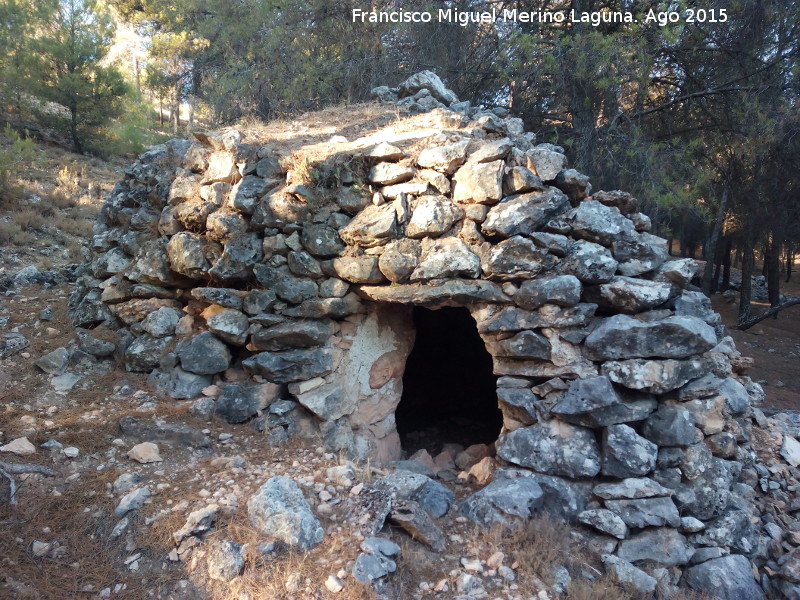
[70,72,767,597]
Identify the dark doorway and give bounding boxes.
[396,306,501,455]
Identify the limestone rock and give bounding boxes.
[206,308,250,346]
[243,348,336,383]
[481,235,551,281]
[617,528,693,566]
[34,348,70,375]
[481,188,570,238]
[559,240,618,283]
[140,306,183,338]
[416,140,469,174]
[352,536,400,583]
[378,239,421,283]
[127,442,162,463]
[339,203,398,247]
[602,358,710,394]
[173,504,219,543]
[601,424,658,478]
[118,416,211,447]
[373,469,455,518]
[251,319,332,352]
[291,381,354,421]
[166,232,222,279]
[490,331,551,361]
[683,554,765,600]
[177,332,231,375]
[406,196,464,238]
[115,486,151,518]
[358,280,509,307]
[0,437,36,455]
[513,275,581,310]
[605,497,681,528]
[585,277,674,314]
[566,200,636,245]
[452,160,504,204]
[477,303,596,334]
[410,236,480,281]
[781,435,800,467]
[496,420,601,478]
[207,540,245,582]
[368,163,415,185]
[301,223,345,258]
[216,382,280,424]
[552,376,621,418]
[612,236,668,276]
[578,509,628,539]
[585,315,717,360]
[555,169,592,203]
[602,555,657,595]
[368,142,405,161]
[527,146,567,181]
[460,477,544,528]
[398,70,458,105]
[656,258,698,287]
[593,477,673,500]
[504,166,543,194]
[124,335,172,372]
[0,333,30,359]
[642,405,697,447]
[389,499,446,551]
[679,458,741,520]
[253,265,319,304]
[151,367,212,400]
[247,476,324,550]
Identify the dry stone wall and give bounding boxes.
[70,71,767,597]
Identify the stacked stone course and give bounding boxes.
[70,71,769,598]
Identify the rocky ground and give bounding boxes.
[0,282,634,600]
[2,100,800,600]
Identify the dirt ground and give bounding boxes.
[712,279,800,412]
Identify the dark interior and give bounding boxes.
[396,306,502,456]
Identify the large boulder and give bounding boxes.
[460,477,544,528]
[247,476,324,550]
[496,421,601,478]
[585,315,717,360]
[481,189,570,237]
[683,554,765,600]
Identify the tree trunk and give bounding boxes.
[736,297,800,330]
[787,247,794,283]
[738,234,755,324]
[70,105,82,154]
[722,237,732,291]
[766,236,781,310]
[133,55,140,94]
[702,188,728,295]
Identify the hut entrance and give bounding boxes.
[396,306,501,456]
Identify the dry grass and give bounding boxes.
[0,468,145,600]
[483,517,640,600]
[0,220,36,246]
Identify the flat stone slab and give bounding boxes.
[357,280,510,307]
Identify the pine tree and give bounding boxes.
[31,0,129,153]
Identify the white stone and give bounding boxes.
[781,436,800,467]
[324,575,344,593]
[63,447,80,458]
[127,442,162,463]
[0,437,36,455]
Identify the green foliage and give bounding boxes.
[0,125,38,205]
[27,0,130,153]
[89,93,170,157]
